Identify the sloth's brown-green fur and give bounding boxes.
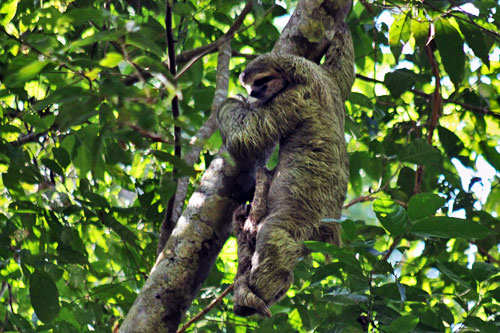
[217,51,354,315]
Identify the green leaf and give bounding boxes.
[411,15,430,47]
[398,138,441,166]
[465,317,498,333]
[438,126,465,157]
[152,150,197,177]
[480,141,500,171]
[385,314,419,333]
[83,193,109,209]
[65,8,105,26]
[436,262,476,289]
[304,242,364,275]
[99,52,123,68]
[471,262,500,282]
[4,61,49,88]
[349,92,373,108]
[384,69,417,96]
[407,193,446,221]
[310,262,342,283]
[22,114,56,132]
[372,198,408,235]
[435,19,465,86]
[0,0,19,26]
[41,158,64,177]
[411,216,490,239]
[458,21,490,67]
[102,215,138,247]
[53,147,71,169]
[173,2,195,16]
[29,270,60,323]
[67,31,117,51]
[74,144,92,177]
[389,12,411,62]
[127,29,165,57]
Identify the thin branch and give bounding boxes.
[343,195,376,209]
[414,43,443,194]
[421,0,500,42]
[175,0,253,63]
[0,26,87,83]
[424,44,443,145]
[120,43,151,98]
[177,284,234,333]
[157,0,182,256]
[0,26,44,55]
[472,241,500,267]
[9,132,47,147]
[343,166,402,209]
[125,122,170,144]
[0,282,7,300]
[381,235,402,262]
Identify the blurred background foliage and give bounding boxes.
[0,0,499,332]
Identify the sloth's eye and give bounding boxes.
[254,76,274,87]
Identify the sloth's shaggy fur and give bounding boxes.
[217,50,354,316]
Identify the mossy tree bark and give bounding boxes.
[119,1,353,332]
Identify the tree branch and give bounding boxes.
[175,1,253,64]
[415,43,442,194]
[157,0,183,255]
[9,132,47,147]
[472,241,500,267]
[125,122,170,144]
[176,284,234,333]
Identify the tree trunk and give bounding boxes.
[119,1,353,331]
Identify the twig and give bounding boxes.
[381,235,402,262]
[0,26,87,83]
[424,44,442,145]
[421,0,500,42]
[177,284,234,333]
[343,195,376,209]
[175,0,254,64]
[472,241,500,267]
[414,42,442,194]
[126,122,170,144]
[10,132,47,147]
[0,282,7,300]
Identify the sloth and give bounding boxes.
[217,51,352,316]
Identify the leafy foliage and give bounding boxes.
[0,0,499,332]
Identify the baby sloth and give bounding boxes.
[217,53,349,316]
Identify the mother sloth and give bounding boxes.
[217,46,354,316]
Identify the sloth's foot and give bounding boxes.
[233,277,271,317]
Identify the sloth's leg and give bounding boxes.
[248,214,310,307]
[232,168,274,317]
[232,206,271,317]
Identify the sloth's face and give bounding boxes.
[239,67,287,104]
